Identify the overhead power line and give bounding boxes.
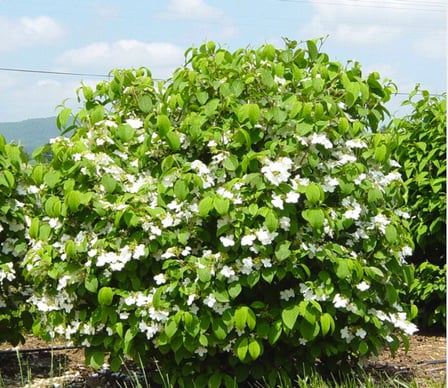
[0,67,109,78]
[278,0,446,12]
[0,66,444,97]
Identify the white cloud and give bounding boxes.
[413,29,446,60]
[160,0,223,21]
[301,0,444,51]
[0,16,64,52]
[56,40,185,78]
[0,76,84,121]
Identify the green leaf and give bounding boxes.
[214,197,230,216]
[268,320,282,345]
[385,224,397,244]
[66,190,81,212]
[335,259,351,279]
[157,114,171,136]
[0,170,14,189]
[248,338,262,360]
[208,373,222,388]
[238,104,260,125]
[282,305,300,330]
[90,105,104,124]
[228,282,242,299]
[359,340,369,355]
[29,218,40,240]
[300,319,319,340]
[320,313,335,336]
[306,39,318,61]
[174,180,188,201]
[374,144,387,163]
[101,174,117,193]
[235,306,248,331]
[56,107,72,129]
[237,337,249,362]
[223,155,239,171]
[197,268,211,283]
[44,196,62,218]
[165,318,178,339]
[98,287,114,306]
[204,98,220,117]
[85,274,98,293]
[305,184,323,204]
[212,319,228,340]
[44,171,62,188]
[138,95,153,113]
[165,132,181,151]
[117,124,135,142]
[346,82,360,108]
[198,196,214,217]
[275,241,291,261]
[86,349,105,370]
[302,208,325,230]
[264,209,278,232]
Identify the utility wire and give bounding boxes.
[0,67,444,97]
[0,67,109,78]
[278,0,446,12]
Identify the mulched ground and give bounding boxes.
[0,334,445,387]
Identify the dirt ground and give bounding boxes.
[0,333,446,387]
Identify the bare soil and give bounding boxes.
[0,334,445,387]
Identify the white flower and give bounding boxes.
[126,118,143,129]
[220,265,235,278]
[204,294,216,308]
[333,293,349,308]
[195,347,208,357]
[346,139,367,149]
[344,202,362,220]
[154,274,166,285]
[285,191,300,203]
[271,194,284,209]
[261,258,272,268]
[261,157,293,186]
[255,228,278,245]
[240,257,254,274]
[279,216,291,231]
[299,338,308,345]
[280,288,295,301]
[355,328,367,339]
[356,281,370,291]
[372,214,390,233]
[187,294,196,306]
[309,133,333,149]
[220,235,235,247]
[340,326,354,343]
[133,244,146,259]
[241,234,256,246]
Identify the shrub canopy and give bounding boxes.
[12,39,419,386]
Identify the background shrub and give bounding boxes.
[0,135,33,345]
[389,89,446,331]
[24,40,417,386]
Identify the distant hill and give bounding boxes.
[0,117,60,154]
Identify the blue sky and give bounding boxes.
[0,0,445,122]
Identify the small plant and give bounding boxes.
[389,88,446,331]
[0,135,33,346]
[408,262,446,331]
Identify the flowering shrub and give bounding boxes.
[389,88,446,330]
[24,40,417,386]
[0,135,33,345]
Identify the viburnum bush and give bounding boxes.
[0,135,33,345]
[24,40,418,386]
[389,88,446,331]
